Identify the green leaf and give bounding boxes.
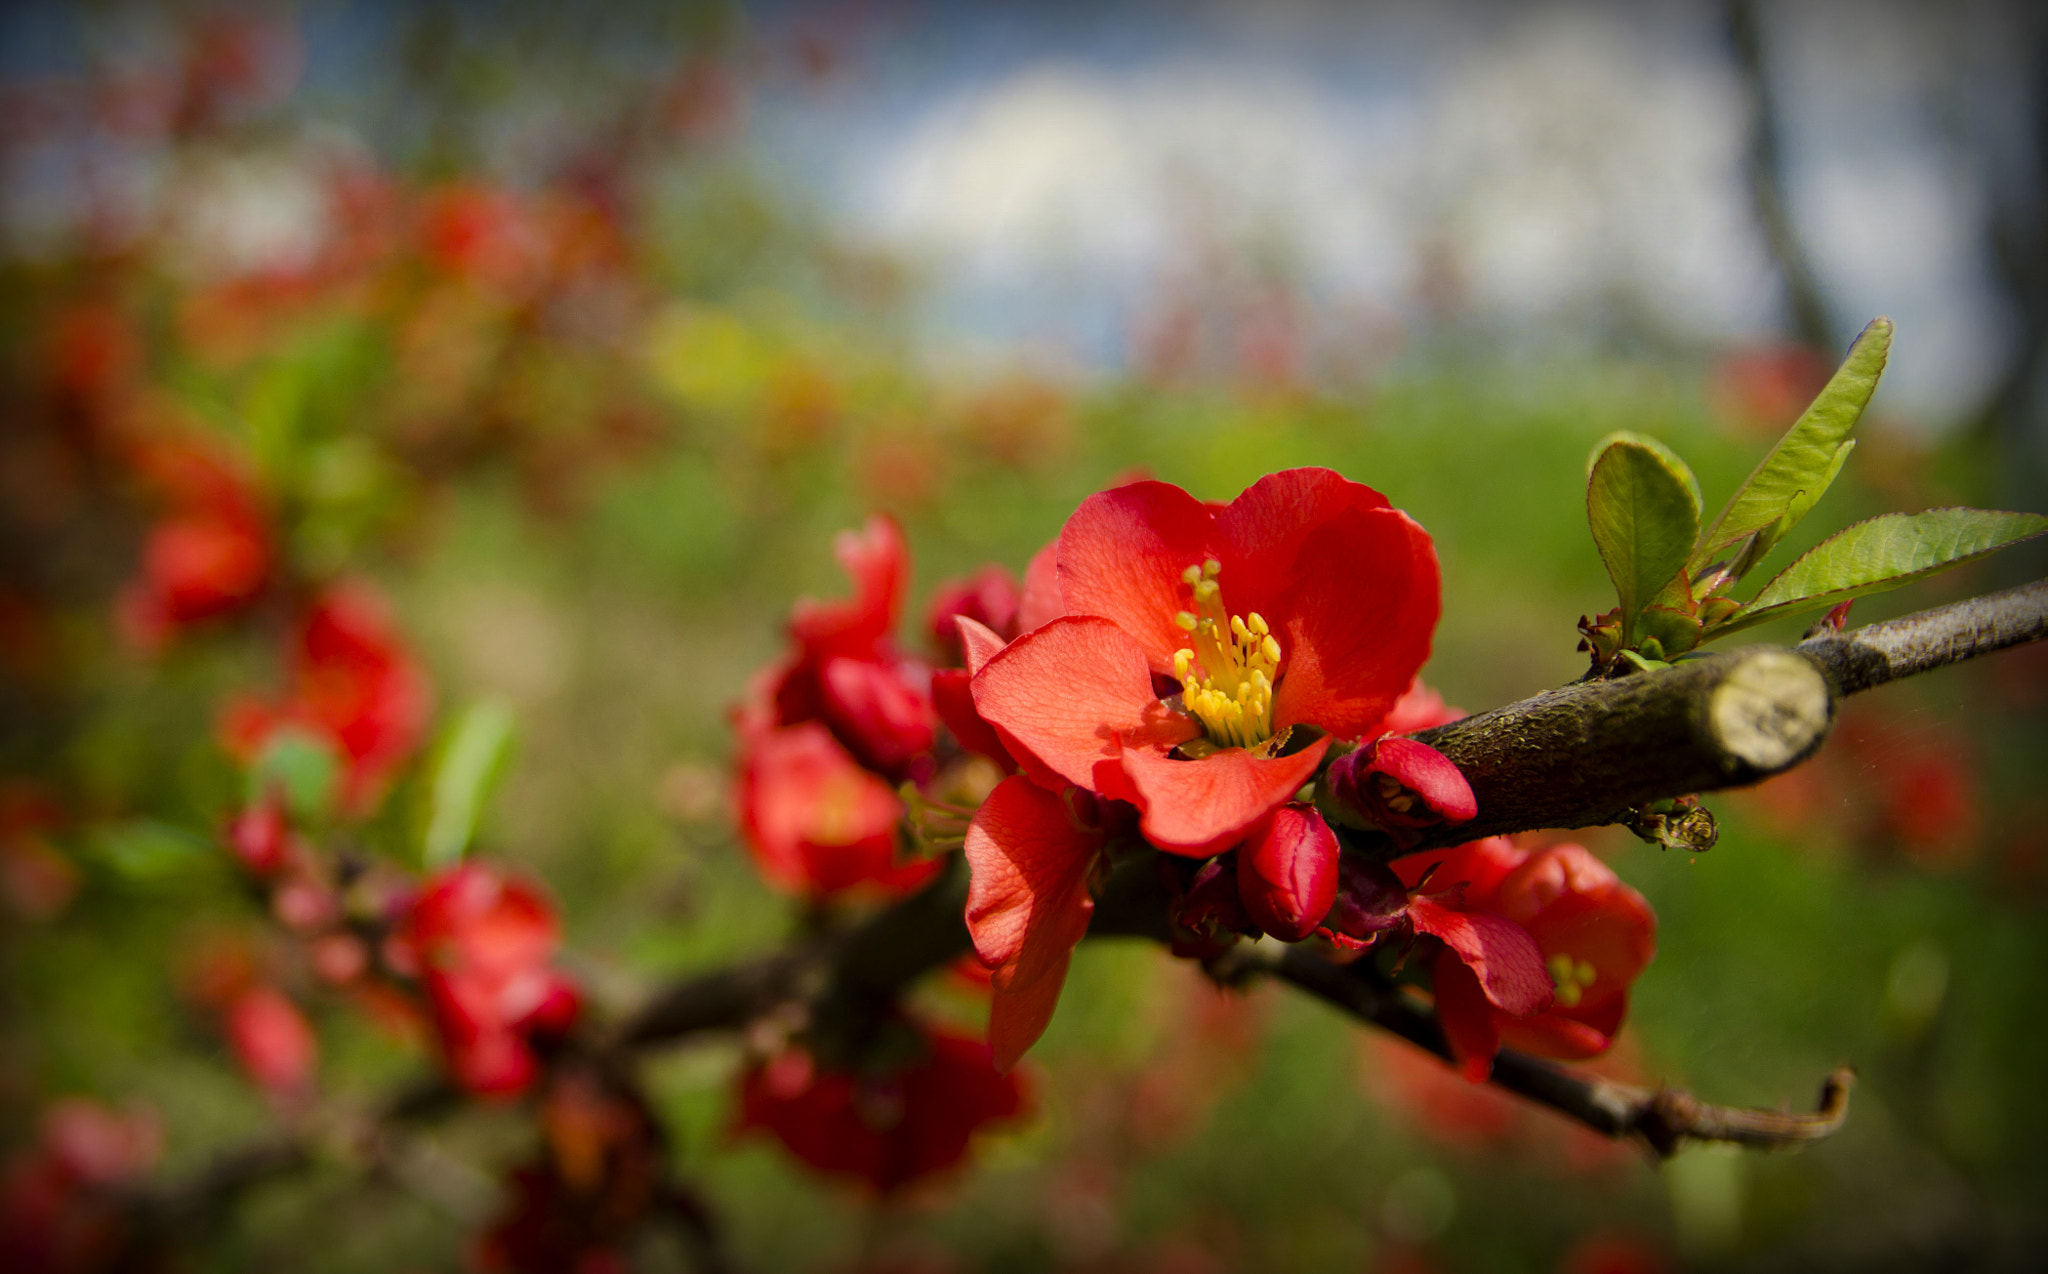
[1586,432,1702,645]
[245,728,341,824]
[1692,317,1892,577]
[83,820,216,882]
[422,699,517,870]
[1714,508,2048,634]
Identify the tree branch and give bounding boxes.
[116,583,2042,1234]
[1796,579,2048,695]
[1394,646,1833,851]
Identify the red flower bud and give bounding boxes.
[1327,736,1476,847]
[1236,803,1338,942]
[225,794,290,876]
[1167,856,1253,958]
[225,986,318,1097]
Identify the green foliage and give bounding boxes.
[1691,317,1891,579]
[245,727,341,824]
[421,698,518,869]
[1715,508,2048,634]
[1584,318,2044,661]
[1585,431,1702,647]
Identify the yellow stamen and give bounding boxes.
[1173,560,1282,749]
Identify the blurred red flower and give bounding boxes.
[392,864,581,1098]
[736,1024,1027,1193]
[1394,839,1656,1079]
[224,985,318,1099]
[738,516,937,782]
[0,1098,161,1274]
[221,582,431,813]
[734,721,939,899]
[116,435,272,649]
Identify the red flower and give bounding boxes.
[1394,839,1656,1079]
[0,1099,161,1274]
[394,864,581,1098]
[473,1071,667,1274]
[925,564,1021,665]
[221,582,431,812]
[736,1023,1028,1193]
[964,470,1440,1063]
[735,721,939,899]
[116,435,272,649]
[975,469,1438,851]
[1316,849,1553,1073]
[224,985,318,1098]
[740,516,937,781]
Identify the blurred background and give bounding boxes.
[2,1,2045,1270]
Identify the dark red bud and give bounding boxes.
[1326,736,1476,848]
[1167,856,1252,958]
[1315,855,1412,951]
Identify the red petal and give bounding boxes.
[963,776,1102,992]
[1333,736,1476,830]
[1236,803,1339,941]
[1408,896,1552,1016]
[737,723,905,896]
[1016,540,1064,632]
[954,615,1009,676]
[790,515,906,659]
[1211,468,1391,621]
[818,655,935,774]
[932,669,1014,768]
[1382,679,1464,734]
[988,945,1073,1072]
[1393,836,1525,899]
[970,616,1196,793]
[1116,735,1330,857]
[1267,506,1439,740]
[1499,1008,1620,1060]
[1056,481,1220,673]
[1431,949,1503,1083]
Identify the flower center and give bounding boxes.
[1171,559,1282,750]
[1547,952,1597,1008]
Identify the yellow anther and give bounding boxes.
[1547,953,1597,1008]
[1172,560,1284,750]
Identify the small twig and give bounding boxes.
[1266,943,1854,1158]
[1797,578,2048,695]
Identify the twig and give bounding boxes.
[1796,579,2048,695]
[1265,942,1855,1158]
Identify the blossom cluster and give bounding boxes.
[736,470,1658,1099]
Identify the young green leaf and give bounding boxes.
[246,727,341,824]
[422,699,517,869]
[1586,431,1702,645]
[1692,317,1892,577]
[1712,507,2048,635]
